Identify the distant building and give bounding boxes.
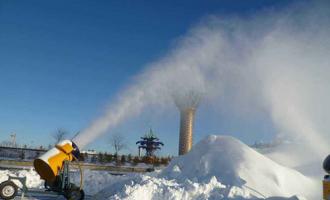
[0,146,46,160]
[81,150,97,155]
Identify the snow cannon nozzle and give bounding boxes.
[323,155,330,174]
[71,140,80,160]
[33,140,81,182]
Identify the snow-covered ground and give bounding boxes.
[0,135,322,200]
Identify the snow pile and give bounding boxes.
[0,168,124,195]
[0,169,43,189]
[162,136,318,198]
[71,170,128,195]
[94,175,233,200]
[94,135,319,199]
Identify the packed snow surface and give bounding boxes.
[0,135,320,200]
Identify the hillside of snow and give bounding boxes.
[94,135,319,199]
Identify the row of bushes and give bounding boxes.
[78,153,172,166]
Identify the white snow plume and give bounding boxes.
[74,0,330,163]
[95,135,318,199]
[73,24,218,148]
[253,6,330,159]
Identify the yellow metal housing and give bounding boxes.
[34,140,74,182]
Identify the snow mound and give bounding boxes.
[95,135,319,199]
[71,170,126,195]
[94,175,233,200]
[0,169,44,189]
[162,135,318,198]
[0,168,120,195]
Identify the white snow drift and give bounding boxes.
[94,135,319,199]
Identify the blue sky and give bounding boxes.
[0,0,297,155]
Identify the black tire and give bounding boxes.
[0,181,18,200]
[65,189,85,200]
[146,168,155,172]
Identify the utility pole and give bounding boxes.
[138,147,141,157]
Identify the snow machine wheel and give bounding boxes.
[0,181,18,200]
[65,189,85,200]
[146,168,155,172]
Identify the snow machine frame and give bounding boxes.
[44,160,85,199]
[0,161,85,200]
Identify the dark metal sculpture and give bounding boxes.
[136,129,164,157]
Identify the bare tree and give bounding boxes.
[110,133,126,156]
[52,128,68,144]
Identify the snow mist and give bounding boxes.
[73,1,330,161]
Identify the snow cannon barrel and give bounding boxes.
[33,140,80,182]
[323,155,330,200]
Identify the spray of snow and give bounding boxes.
[73,1,330,163]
